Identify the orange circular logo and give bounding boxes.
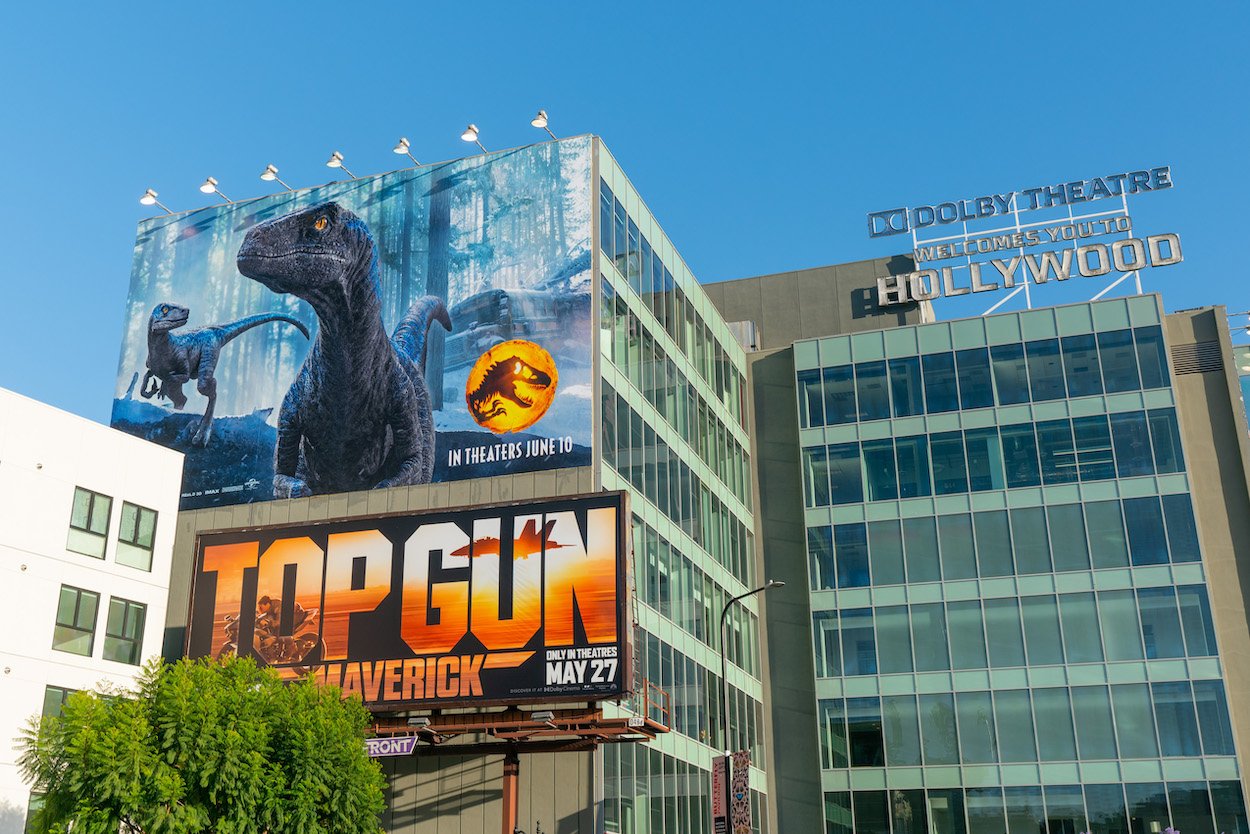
[465,340,559,433]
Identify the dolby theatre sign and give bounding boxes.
[868,167,1184,307]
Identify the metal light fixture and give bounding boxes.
[460,124,487,153]
[531,109,557,140]
[260,164,293,191]
[139,188,173,214]
[325,151,357,179]
[198,177,233,203]
[393,137,419,165]
[406,716,431,728]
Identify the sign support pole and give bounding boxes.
[502,747,520,834]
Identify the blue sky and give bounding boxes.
[2,1,1246,423]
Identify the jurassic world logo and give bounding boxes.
[185,493,631,708]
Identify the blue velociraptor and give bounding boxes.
[236,201,452,499]
[141,303,309,447]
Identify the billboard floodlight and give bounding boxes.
[461,124,487,153]
[325,151,357,179]
[260,164,293,191]
[393,137,419,165]
[198,177,233,203]
[531,109,557,140]
[139,188,173,214]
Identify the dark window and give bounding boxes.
[1177,585,1218,657]
[966,788,1007,834]
[117,502,157,571]
[824,791,854,834]
[1162,494,1201,562]
[1167,782,1218,834]
[956,691,999,763]
[1147,408,1185,474]
[1086,500,1130,569]
[1070,685,1118,760]
[927,789,967,834]
[834,523,870,589]
[938,514,976,581]
[930,432,968,495]
[867,520,905,586]
[797,369,824,428]
[1134,325,1170,389]
[919,693,960,765]
[852,790,890,833]
[1084,784,1129,834]
[911,602,950,672]
[895,436,931,498]
[991,343,1030,405]
[1032,687,1077,761]
[955,347,994,410]
[889,356,924,417]
[891,787,928,833]
[67,486,112,559]
[995,690,1035,765]
[827,443,863,505]
[862,439,899,501]
[599,181,615,261]
[103,597,146,665]
[1110,411,1154,477]
[52,585,99,656]
[922,352,960,413]
[855,361,890,421]
[1110,683,1159,759]
[1124,497,1168,565]
[818,699,848,769]
[808,526,835,590]
[1138,586,1186,658]
[812,611,840,677]
[1124,784,1169,834]
[1210,781,1250,834]
[1098,329,1141,393]
[973,510,1013,577]
[902,517,941,583]
[1048,504,1090,571]
[1193,680,1236,756]
[1036,420,1078,484]
[948,600,988,670]
[984,598,1026,667]
[1152,681,1201,756]
[1060,333,1104,398]
[876,605,913,673]
[802,447,830,508]
[1072,415,1115,480]
[1026,339,1066,401]
[1009,507,1051,574]
[1021,595,1065,666]
[999,424,1041,488]
[964,427,1003,491]
[822,365,857,425]
[41,685,75,718]
[840,608,876,675]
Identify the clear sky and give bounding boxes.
[2,1,1246,423]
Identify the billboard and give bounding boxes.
[111,138,594,510]
[185,492,631,708]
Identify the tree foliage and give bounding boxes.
[19,656,385,834]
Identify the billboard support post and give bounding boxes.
[502,747,519,834]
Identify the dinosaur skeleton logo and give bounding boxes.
[465,340,558,433]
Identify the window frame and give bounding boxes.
[52,584,100,657]
[103,596,147,666]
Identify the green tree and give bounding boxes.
[19,656,385,834]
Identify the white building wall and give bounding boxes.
[0,388,183,831]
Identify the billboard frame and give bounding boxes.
[183,488,634,711]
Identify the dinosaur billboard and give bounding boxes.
[184,492,631,708]
[111,137,594,510]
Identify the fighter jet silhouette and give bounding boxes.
[451,518,569,559]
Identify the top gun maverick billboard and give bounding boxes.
[111,138,594,510]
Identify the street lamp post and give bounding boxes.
[718,579,784,832]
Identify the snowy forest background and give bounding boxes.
[111,137,593,508]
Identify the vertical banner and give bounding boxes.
[731,750,752,834]
[711,756,728,834]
